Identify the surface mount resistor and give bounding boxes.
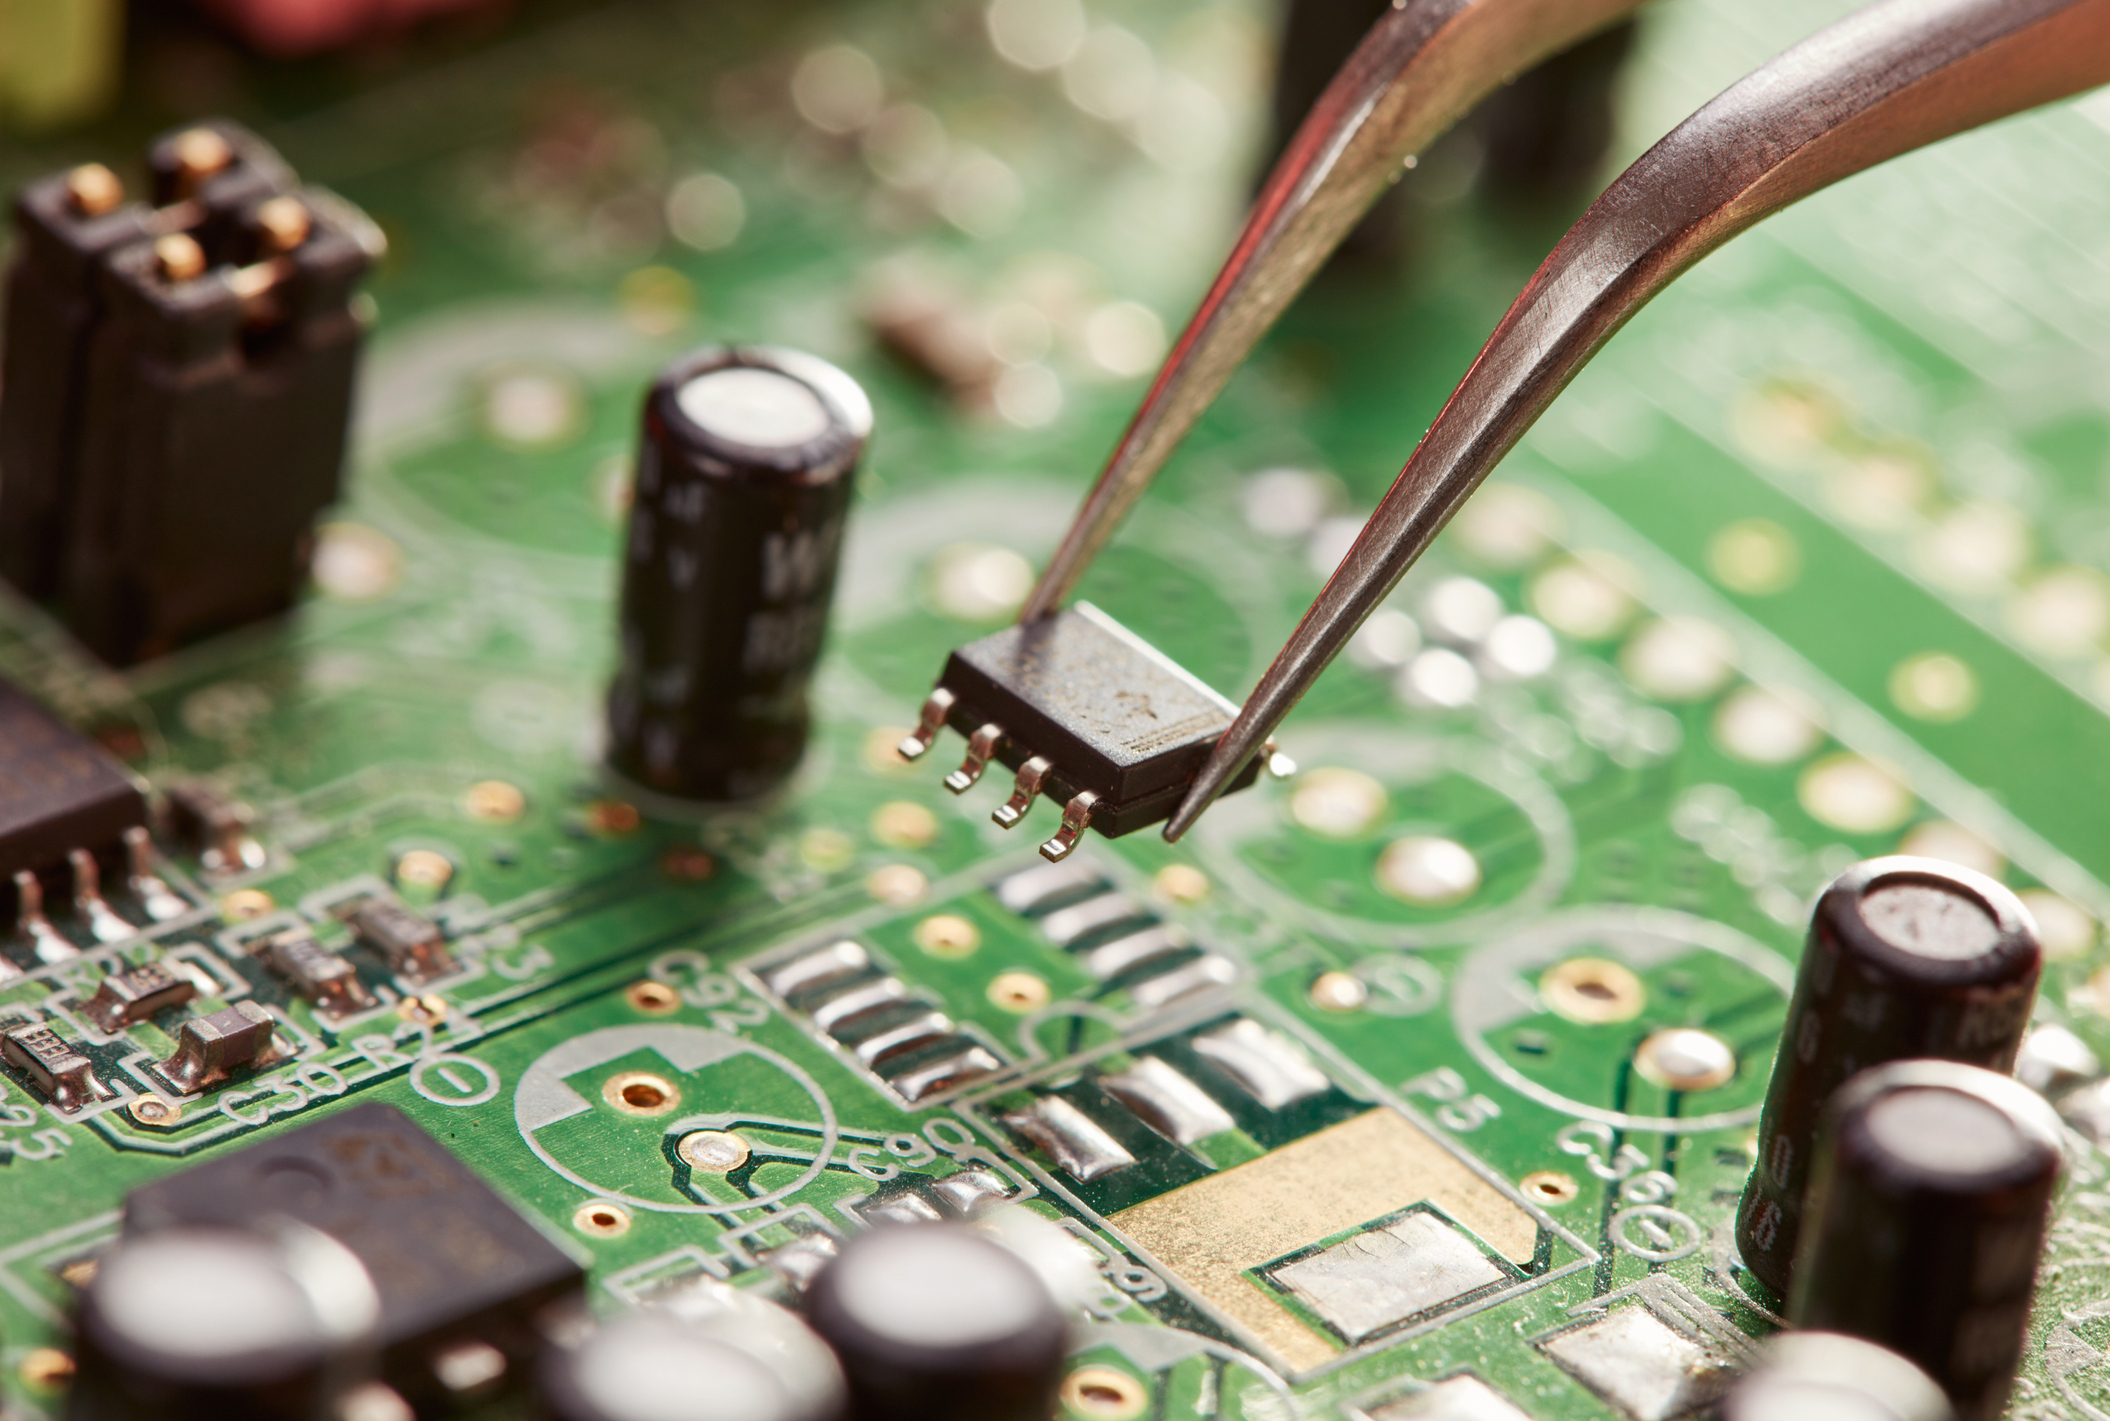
[1736,856,2040,1294]
[606,346,872,802]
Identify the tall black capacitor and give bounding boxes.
[608,347,871,801]
[1736,856,2040,1295]
[1788,1060,2063,1421]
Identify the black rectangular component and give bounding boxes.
[65,190,379,664]
[0,120,291,602]
[0,676,146,881]
[125,1101,583,1402]
[344,897,457,982]
[930,602,1261,838]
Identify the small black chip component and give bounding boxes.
[0,675,147,917]
[125,1101,585,1404]
[81,960,197,1030]
[2,1021,115,1112]
[154,1001,278,1092]
[899,603,1266,859]
[261,931,377,1017]
[343,897,457,982]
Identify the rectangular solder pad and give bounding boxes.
[0,677,145,879]
[933,602,1261,836]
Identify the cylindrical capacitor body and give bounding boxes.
[535,1304,844,1421]
[68,1225,378,1421]
[1736,856,2040,1294]
[607,347,871,802]
[805,1225,1066,1421]
[1787,1060,2063,1421]
[1723,1332,1955,1421]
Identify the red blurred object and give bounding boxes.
[193,0,504,56]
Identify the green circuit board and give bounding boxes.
[4,0,2110,1417]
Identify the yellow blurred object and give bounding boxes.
[0,0,120,130]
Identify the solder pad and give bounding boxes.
[1113,1107,1540,1372]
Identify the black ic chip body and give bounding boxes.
[124,1101,583,1402]
[0,675,145,882]
[921,603,1262,841]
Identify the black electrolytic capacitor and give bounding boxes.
[1736,856,2041,1295]
[1723,1332,1955,1421]
[1787,1060,2063,1421]
[804,1225,1065,1421]
[607,346,871,802]
[69,1226,378,1421]
[536,1305,845,1421]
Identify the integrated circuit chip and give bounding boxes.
[124,1100,583,1403]
[898,602,1266,858]
[0,675,145,885]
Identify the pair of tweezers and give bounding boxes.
[1024,0,2110,841]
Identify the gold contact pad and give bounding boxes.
[1112,1107,1536,1373]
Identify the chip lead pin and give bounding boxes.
[152,231,206,284]
[65,162,123,217]
[70,849,134,944]
[943,723,1006,794]
[899,688,957,761]
[13,870,76,963]
[126,828,189,921]
[1040,791,1100,863]
[168,126,235,197]
[993,756,1054,829]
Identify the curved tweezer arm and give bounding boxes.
[1017,0,1650,625]
[1168,0,2110,840]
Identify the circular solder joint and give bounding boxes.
[1634,1028,1736,1092]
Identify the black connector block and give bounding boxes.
[0,120,290,602]
[66,194,377,663]
[0,120,380,665]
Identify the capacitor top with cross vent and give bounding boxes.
[606,346,871,802]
